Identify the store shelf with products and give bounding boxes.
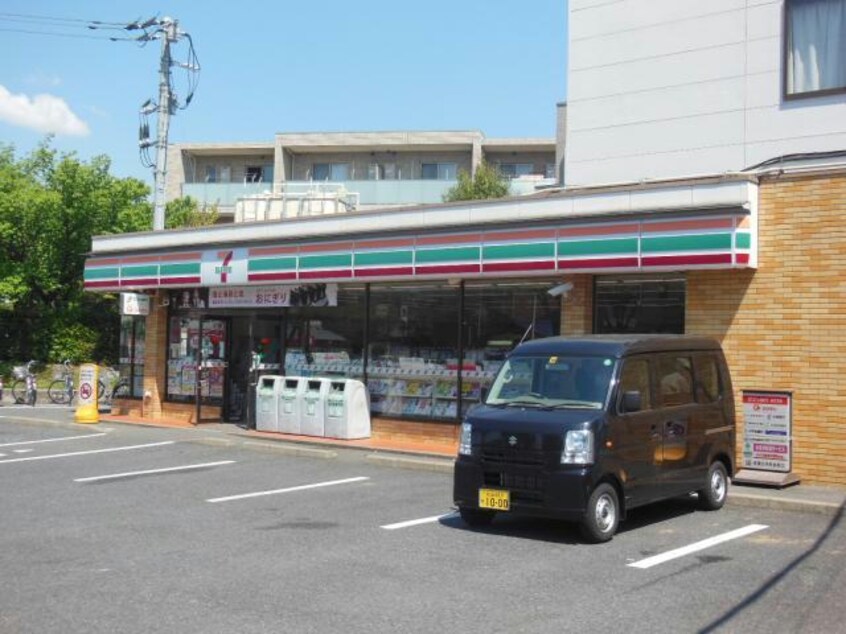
[366,365,499,420]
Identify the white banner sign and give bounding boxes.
[120,292,150,316]
[742,391,792,473]
[208,284,338,308]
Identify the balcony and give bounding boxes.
[182,177,557,213]
[182,182,275,208]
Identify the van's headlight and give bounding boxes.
[561,430,594,465]
[459,422,473,456]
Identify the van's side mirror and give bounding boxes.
[621,390,642,413]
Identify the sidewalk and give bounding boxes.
[85,413,846,517]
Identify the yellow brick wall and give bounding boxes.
[561,275,593,335]
[688,173,846,486]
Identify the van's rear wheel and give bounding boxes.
[698,461,728,510]
[580,483,619,543]
[458,507,495,528]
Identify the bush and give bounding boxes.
[49,323,99,364]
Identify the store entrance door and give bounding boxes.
[196,318,228,423]
[224,315,283,426]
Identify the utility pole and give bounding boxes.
[152,18,178,231]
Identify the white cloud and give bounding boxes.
[0,84,89,136]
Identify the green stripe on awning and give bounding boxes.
[299,253,353,270]
[249,257,297,272]
[642,233,732,253]
[558,237,638,257]
[355,250,414,266]
[160,262,200,276]
[735,233,751,249]
[415,246,480,264]
[121,265,159,278]
[483,243,555,260]
[84,267,120,280]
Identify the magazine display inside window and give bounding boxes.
[118,316,146,398]
[166,317,226,405]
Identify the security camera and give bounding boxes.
[160,298,170,307]
[547,282,574,297]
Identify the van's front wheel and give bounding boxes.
[580,483,619,543]
[698,461,728,510]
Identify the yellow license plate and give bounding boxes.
[478,488,510,511]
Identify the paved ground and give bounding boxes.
[1,408,844,633]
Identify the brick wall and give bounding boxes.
[561,275,593,335]
[688,172,846,486]
[142,291,169,420]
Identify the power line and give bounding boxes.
[0,26,118,41]
[0,11,126,26]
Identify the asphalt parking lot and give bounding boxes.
[1,410,844,633]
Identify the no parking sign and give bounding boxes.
[75,364,99,424]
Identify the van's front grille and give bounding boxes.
[480,448,546,467]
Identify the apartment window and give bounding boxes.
[204,166,217,183]
[545,163,556,179]
[421,162,457,180]
[245,166,263,183]
[219,166,231,183]
[498,163,534,179]
[368,163,398,180]
[785,0,846,97]
[312,163,350,181]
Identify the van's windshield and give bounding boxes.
[486,354,616,409]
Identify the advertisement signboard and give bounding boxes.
[741,391,792,473]
[120,292,150,316]
[208,284,338,308]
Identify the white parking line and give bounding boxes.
[75,460,236,483]
[0,441,175,464]
[207,476,370,503]
[12,449,34,454]
[0,432,107,448]
[627,524,769,569]
[381,513,457,530]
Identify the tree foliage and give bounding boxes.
[443,161,510,202]
[166,195,219,229]
[0,139,152,362]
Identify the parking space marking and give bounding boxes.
[627,524,769,569]
[75,460,236,483]
[0,432,107,448]
[207,476,370,504]
[381,512,457,530]
[0,441,175,465]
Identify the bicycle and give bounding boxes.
[11,360,38,406]
[48,360,75,405]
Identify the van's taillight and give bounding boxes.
[561,430,594,465]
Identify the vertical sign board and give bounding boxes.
[120,292,150,316]
[75,363,100,424]
[742,391,792,472]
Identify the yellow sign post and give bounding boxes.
[75,363,100,424]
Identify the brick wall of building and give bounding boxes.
[688,172,846,486]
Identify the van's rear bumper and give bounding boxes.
[453,458,594,521]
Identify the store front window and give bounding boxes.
[463,281,562,414]
[118,316,146,398]
[594,276,685,334]
[166,316,227,406]
[368,284,460,420]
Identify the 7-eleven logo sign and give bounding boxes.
[202,248,247,286]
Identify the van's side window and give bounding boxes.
[618,359,652,412]
[694,355,722,403]
[656,356,694,407]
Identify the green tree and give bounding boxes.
[0,140,152,362]
[443,161,510,202]
[165,195,219,229]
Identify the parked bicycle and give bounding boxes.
[47,360,75,405]
[11,360,38,406]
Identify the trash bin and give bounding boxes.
[300,379,327,437]
[277,377,303,435]
[255,376,282,432]
[324,379,371,440]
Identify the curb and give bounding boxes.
[727,491,843,517]
[365,452,454,474]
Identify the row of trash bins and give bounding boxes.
[255,376,371,440]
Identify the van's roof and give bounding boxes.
[512,334,723,358]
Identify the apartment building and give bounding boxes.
[166,131,557,219]
[85,0,846,485]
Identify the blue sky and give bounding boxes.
[0,1,567,187]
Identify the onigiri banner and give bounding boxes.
[207,283,337,308]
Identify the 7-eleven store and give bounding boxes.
[85,176,764,465]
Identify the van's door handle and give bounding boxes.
[649,425,662,440]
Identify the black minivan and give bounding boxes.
[453,335,735,542]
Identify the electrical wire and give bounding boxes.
[0,11,126,26]
[0,26,118,40]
